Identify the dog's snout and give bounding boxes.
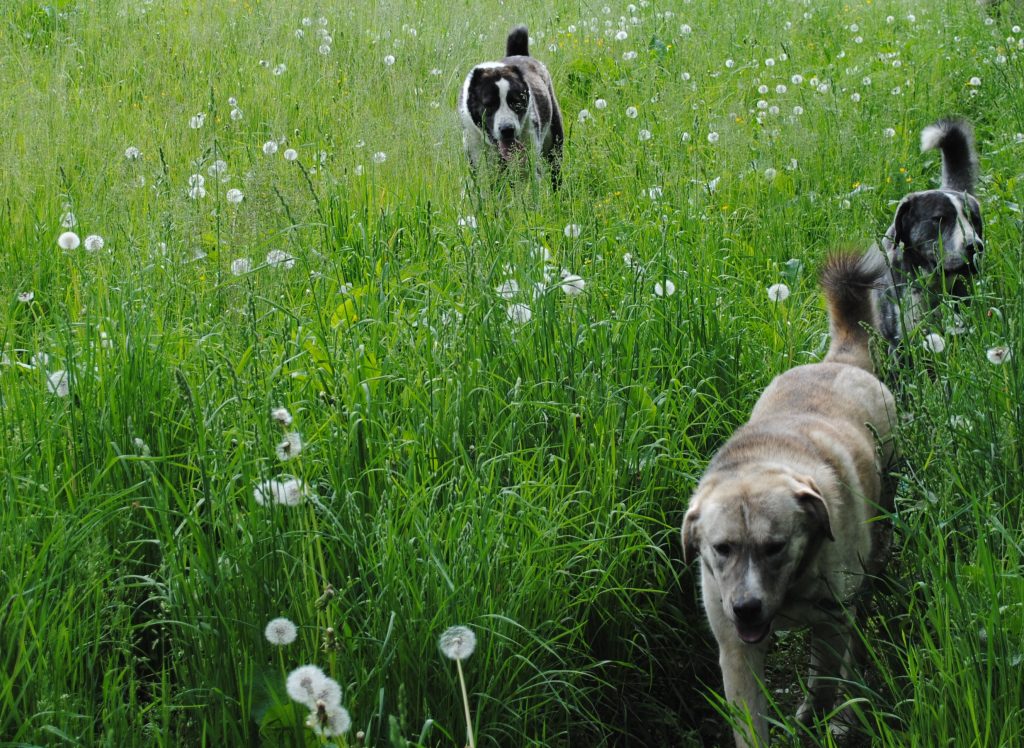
[732,597,763,623]
[498,124,517,141]
[965,241,983,269]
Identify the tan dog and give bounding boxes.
[682,252,897,747]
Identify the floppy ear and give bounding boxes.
[681,506,700,563]
[792,476,835,542]
[891,199,914,255]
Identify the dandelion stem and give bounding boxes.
[456,658,476,748]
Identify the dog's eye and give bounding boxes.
[764,541,786,557]
[713,543,732,557]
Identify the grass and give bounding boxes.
[0,0,1022,745]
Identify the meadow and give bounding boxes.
[0,0,1022,745]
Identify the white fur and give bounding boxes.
[920,123,945,152]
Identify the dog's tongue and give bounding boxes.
[498,140,514,161]
[737,621,771,644]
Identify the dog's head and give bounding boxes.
[461,63,531,161]
[682,469,834,644]
[888,189,984,297]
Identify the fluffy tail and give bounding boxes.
[506,25,530,57]
[820,251,885,372]
[920,118,978,193]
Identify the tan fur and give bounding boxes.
[682,252,896,747]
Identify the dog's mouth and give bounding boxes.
[735,620,772,644]
[497,137,524,162]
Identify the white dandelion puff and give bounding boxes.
[230,258,251,276]
[125,146,141,160]
[968,76,981,87]
[457,215,477,229]
[276,432,303,461]
[578,109,591,123]
[615,30,628,40]
[507,303,532,324]
[384,54,396,65]
[226,188,244,205]
[58,231,80,250]
[84,234,104,252]
[764,168,777,180]
[284,148,298,162]
[307,704,351,737]
[638,128,652,141]
[654,279,676,297]
[986,346,1011,364]
[496,279,519,299]
[273,63,287,75]
[18,291,34,303]
[625,106,638,118]
[767,283,790,302]
[707,132,720,143]
[189,113,205,129]
[264,617,298,646]
[266,249,296,269]
[61,211,77,228]
[923,333,946,353]
[47,369,70,398]
[564,223,582,238]
[271,407,294,426]
[560,272,585,296]
[883,128,896,138]
[188,185,207,200]
[439,625,477,661]
[372,151,387,164]
[263,140,279,156]
[285,666,335,708]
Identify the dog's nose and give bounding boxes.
[498,124,516,141]
[732,597,763,623]
[964,241,983,270]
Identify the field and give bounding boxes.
[1,0,1022,745]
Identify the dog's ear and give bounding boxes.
[681,506,700,563]
[892,199,914,253]
[791,477,835,542]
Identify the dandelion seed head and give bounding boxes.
[506,303,532,324]
[276,432,303,461]
[61,211,77,228]
[264,617,298,646]
[654,279,676,297]
[284,148,298,161]
[560,272,585,296]
[18,291,34,303]
[231,258,251,275]
[439,625,477,660]
[263,140,279,155]
[625,106,638,118]
[384,54,396,65]
[189,113,205,129]
[923,333,946,353]
[84,234,104,252]
[125,146,141,160]
[707,131,720,143]
[286,665,329,707]
[638,128,652,141]
[767,283,790,302]
[47,369,70,397]
[266,249,296,269]
[58,231,80,250]
[273,63,287,75]
[986,345,1011,364]
[372,151,387,164]
[307,704,351,737]
[226,188,244,205]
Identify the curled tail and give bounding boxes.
[506,25,530,57]
[920,118,978,193]
[820,251,885,372]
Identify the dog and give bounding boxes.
[682,252,897,747]
[873,118,984,348]
[457,25,564,188]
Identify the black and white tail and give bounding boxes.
[506,25,530,57]
[820,251,885,373]
[920,118,978,194]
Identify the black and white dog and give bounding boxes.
[873,118,984,348]
[457,25,564,187]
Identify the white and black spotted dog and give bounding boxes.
[457,25,564,188]
[873,118,984,348]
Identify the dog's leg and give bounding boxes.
[704,573,770,747]
[716,635,770,748]
[796,615,850,725]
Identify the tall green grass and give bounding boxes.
[0,0,1021,745]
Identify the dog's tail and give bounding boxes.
[921,118,978,193]
[506,25,530,57]
[820,250,885,372]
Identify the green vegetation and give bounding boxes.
[0,0,1021,745]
